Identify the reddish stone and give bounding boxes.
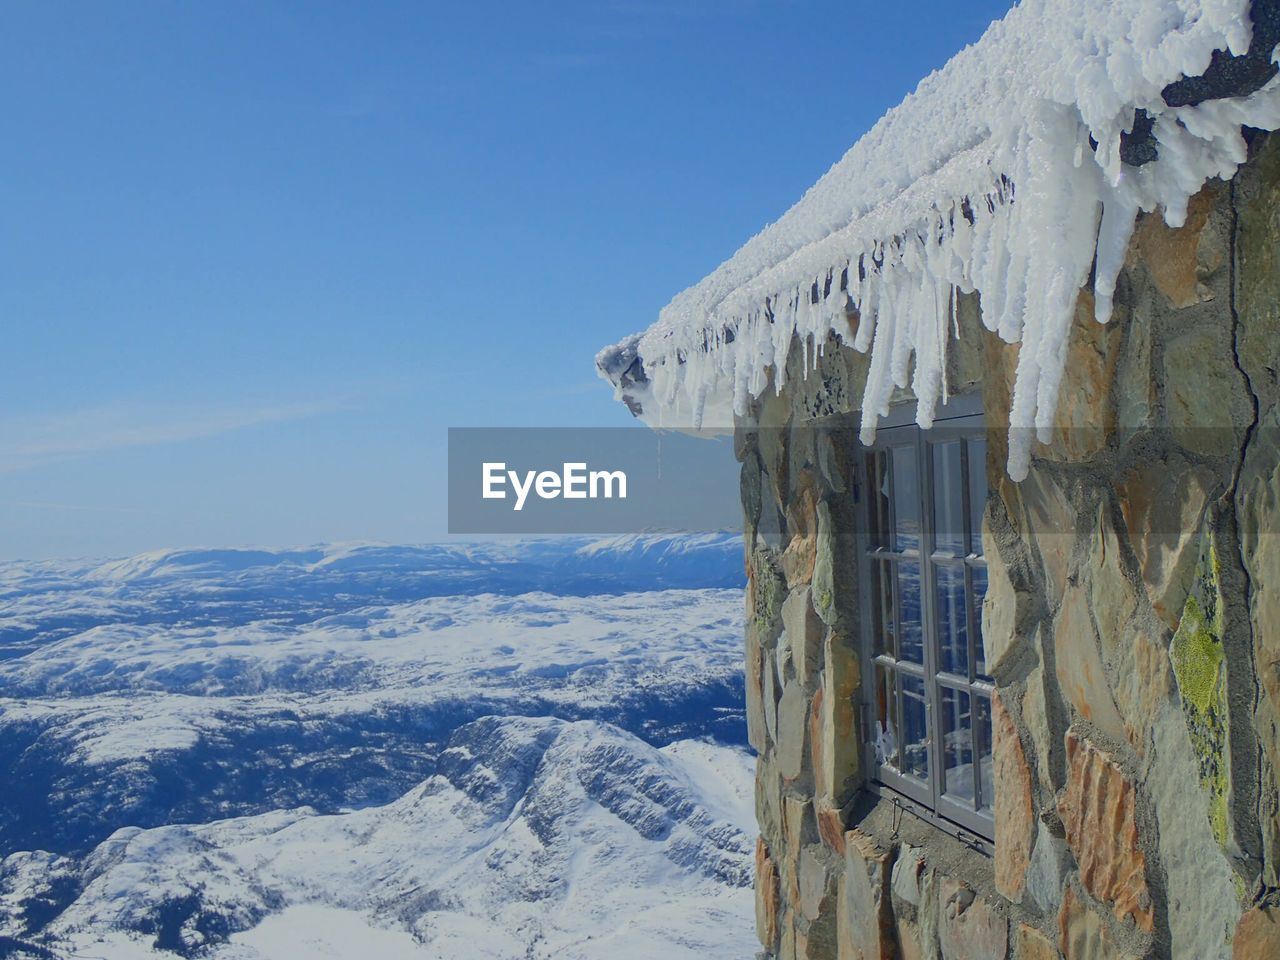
[992,691,1034,902]
[1234,905,1280,960]
[1057,732,1154,933]
[1134,187,1218,310]
[781,482,818,587]
[809,682,826,793]
[814,800,846,855]
[755,836,780,951]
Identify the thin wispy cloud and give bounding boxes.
[3,499,149,515]
[0,398,346,474]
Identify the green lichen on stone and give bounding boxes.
[811,500,838,626]
[1170,527,1232,848]
[1231,871,1248,907]
[750,547,787,635]
[1172,596,1224,714]
[815,589,833,618]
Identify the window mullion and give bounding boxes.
[917,430,944,813]
[960,440,976,683]
[858,459,878,768]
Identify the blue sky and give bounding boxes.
[0,0,1012,559]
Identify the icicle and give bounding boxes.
[1093,187,1139,323]
[605,1,1280,470]
[853,267,878,353]
[859,276,898,445]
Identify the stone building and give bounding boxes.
[597,3,1280,958]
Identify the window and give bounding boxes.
[859,403,993,839]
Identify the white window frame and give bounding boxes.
[857,396,995,842]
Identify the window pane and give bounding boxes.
[870,559,895,657]
[971,564,990,679]
[867,451,891,549]
[975,694,994,814]
[941,687,975,806]
[934,561,968,677]
[932,439,965,556]
[891,443,920,552]
[897,560,923,665]
[967,437,988,557]
[873,665,899,768]
[900,674,930,781]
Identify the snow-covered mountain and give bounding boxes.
[0,535,754,959]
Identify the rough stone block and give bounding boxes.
[1053,584,1127,744]
[816,632,861,804]
[1134,185,1221,309]
[783,795,814,857]
[897,917,926,960]
[1168,524,1232,848]
[836,830,895,960]
[1113,285,1153,430]
[1032,289,1119,463]
[982,535,1036,676]
[890,843,926,908]
[750,546,788,637]
[781,480,819,587]
[993,691,1035,903]
[798,845,837,925]
[809,684,827,801]
[1233,905,1280,960]
[1235,131,1280,410]
[756,751,784,848]
[1082,504,1173,755]
[756,837,781,951]
[1019,467,1075,608]
[1016,922,1062,960]
[782,586,824,687]
[781,909,798,960]
[764,650,781,746]
[814,800,846,855]
[1056,886,1136,960]
[1162,325,1249,458]
[1057,731,1154,932]
[937,875,1008,960]
[746,625,768,752]
[1237,405,1280,883]
[1114,456,1216,632]
[1020,655,1057,794]
[1022,821,1071,915]
[1146,697,1240,960]
[777,679,810,782]
[811,499,840,627]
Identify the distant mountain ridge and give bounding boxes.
[0,533,744,657]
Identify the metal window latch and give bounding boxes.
[956,827,984,853]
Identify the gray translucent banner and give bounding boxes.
[448,427,743,533]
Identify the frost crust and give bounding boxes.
[597,0,1280,479]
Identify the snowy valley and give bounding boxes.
[0,535,756,960]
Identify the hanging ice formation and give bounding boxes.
[596,0,1280,480]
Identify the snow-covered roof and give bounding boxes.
[596,0,1280,479]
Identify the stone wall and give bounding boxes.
[739,132,1280,960]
